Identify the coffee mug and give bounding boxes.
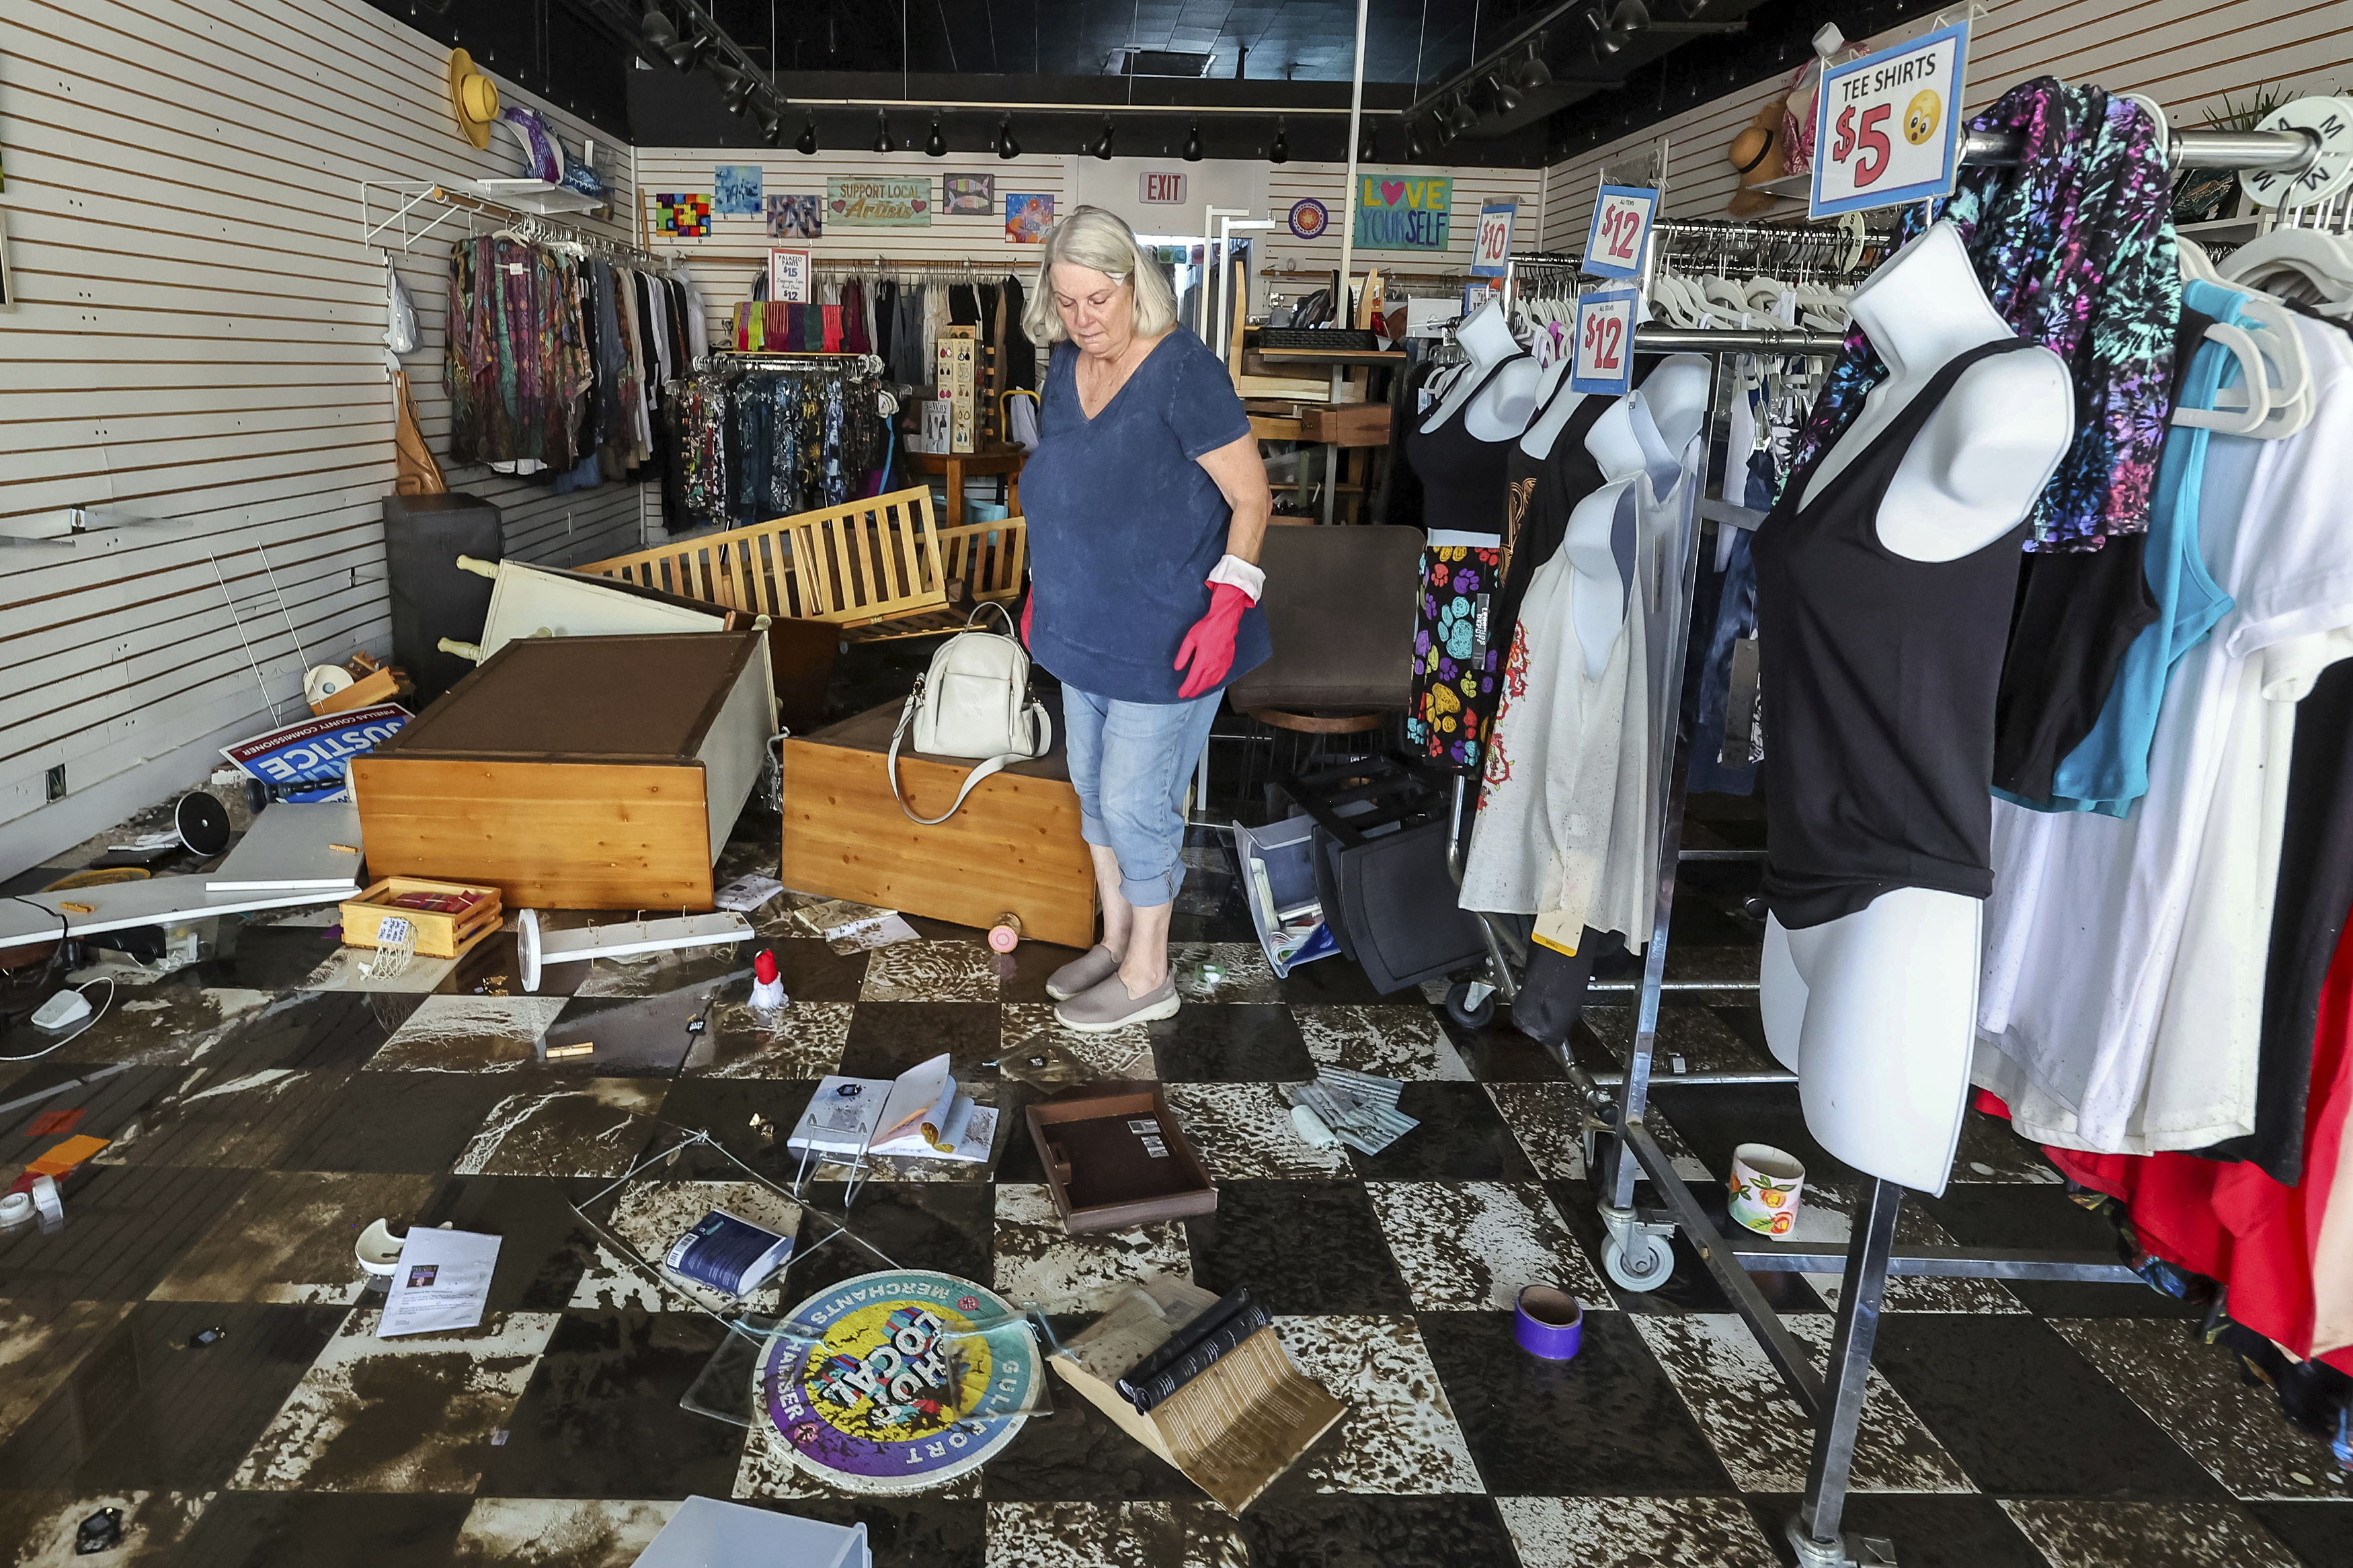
[1728,1143,1806,1235]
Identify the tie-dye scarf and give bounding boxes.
[1786,79,2180,552]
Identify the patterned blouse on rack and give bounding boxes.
[1786,79,2181,552]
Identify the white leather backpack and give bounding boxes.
[888,602,1051,825]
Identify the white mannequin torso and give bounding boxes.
[1519,354,1585,460]
[1421,300,1541,442]
[1761,220,2075,1195]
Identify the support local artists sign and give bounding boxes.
[1355,173,1452,250]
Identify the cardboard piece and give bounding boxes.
[1052,1276,1347,1515]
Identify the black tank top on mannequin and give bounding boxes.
[1404,354,1529,534]
[1753,335,2038,930]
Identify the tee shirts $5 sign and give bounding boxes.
[1810,17,1970,219]
[1570,288,1639,397]
[1582,185,1657,281]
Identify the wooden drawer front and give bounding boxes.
[781,738,1096,949]
[352,758,713,911]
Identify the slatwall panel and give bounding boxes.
[1544,0,2353,243]
[629,149,1079,347]
[0,0,653,874]
[1265,162,1550,294]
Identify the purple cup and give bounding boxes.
[1514,1284,1584,1360]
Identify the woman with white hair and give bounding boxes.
[1019,204,1274,1030]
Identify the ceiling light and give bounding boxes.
[639,5,674,48]
[1270,118,1288,163]
[1093,117,1115,159]
[1595,1,1649,56]
[796,113,819,155]
[1450,90,1480,132]
[1434,109,1457,147]
[713,65,756,116]
[926,114,947,156]
[753,98,785,143]
[1358,121,1378,162]
[1513,41,1554,90]
[1183,120,1202,161]
[1488,71,1522,115]
[994,115,1021,158]
[873,110,892,154]
[1406,118,1426,160]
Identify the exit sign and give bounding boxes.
[1140,171,1187,204]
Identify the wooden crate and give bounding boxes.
[1299,401,1393,447]
[352,632,768,911]
[780,699,1096,950]
[340,877,503,960]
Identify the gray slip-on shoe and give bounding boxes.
[1045,944,1121,1002]
[1053,971,1181,1032]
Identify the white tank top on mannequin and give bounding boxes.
[1421,298,1542,442]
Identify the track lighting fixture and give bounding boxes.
[1512,40,1554,90]
[1434,108,1458,147]
[1183,120,1202,161]
[1488,71,1522,115]
[1406,117,1426,160]
[873,110,893,154]
[639,5,674,49]
[1591,1,1649,58]
[926,114,947,156]
[1092,117,1115,159]
[797,113,819,154]
[1449,89,1480,132]
[753,98,785,145]
[713,63,756,116]
[994,116,1021,158]
[1359,120,1378,162]
[1269,118,1288,163]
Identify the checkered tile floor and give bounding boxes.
[1,827,2348,1568]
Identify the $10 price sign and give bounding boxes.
[1581,185,1657,280]
[1810,17,1970,219]
[1569,288,1640,397]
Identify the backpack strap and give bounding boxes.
[887,682,1053,827]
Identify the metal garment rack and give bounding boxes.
[1553,120,2326,1568]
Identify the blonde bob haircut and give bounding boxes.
[1021,204,1179,347]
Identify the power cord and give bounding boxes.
[0,977,115,1060]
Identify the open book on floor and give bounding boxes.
[787,1051,998,1169]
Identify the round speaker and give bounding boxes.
[175,790,232,857]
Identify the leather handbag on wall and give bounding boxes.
[887,602,1052,825]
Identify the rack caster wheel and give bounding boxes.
[1602,1230,1674,1292]
[1444,981,1497,1030]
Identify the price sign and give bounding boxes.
[1581,184,1657,280]
[1810,17,1970,218]
[1568,288,1639,397]
[1470,202,1517,278]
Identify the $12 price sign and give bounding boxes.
[1569,288,1640,397]
[1581,185,1657,280]
[1810,18,1970,218]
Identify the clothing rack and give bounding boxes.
[360,179,676,274]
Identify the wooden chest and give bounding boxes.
[352,631,771,910]
[780,696,1096,949]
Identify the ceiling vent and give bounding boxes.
[1111,48,1214,77]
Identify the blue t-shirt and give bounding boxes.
[1023,331,1269,704]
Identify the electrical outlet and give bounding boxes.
[45,765,65,801]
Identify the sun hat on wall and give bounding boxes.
[448,49,501,151]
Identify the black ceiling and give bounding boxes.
[372,0,1950,167]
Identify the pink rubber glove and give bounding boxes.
[1021,591,1035,649]
[1173,581,1254,700]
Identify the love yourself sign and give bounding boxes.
[1354,173,1451,251]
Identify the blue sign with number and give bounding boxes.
[1568,288,1640,397]
[1582,185,1657,280]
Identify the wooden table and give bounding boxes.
[904,445,1027,526]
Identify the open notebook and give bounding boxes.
[785,1052,996,1164]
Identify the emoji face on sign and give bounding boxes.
[1905,90,1942,146]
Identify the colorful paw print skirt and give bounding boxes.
[1406,536,1505,772]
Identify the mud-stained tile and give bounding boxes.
[452,1497,680,1567]
[1162,1083,1350,1180]
[1497,1495,1778,1567]
[1999,1499,2300,1568]
[1642,1108,1718,1184]
[453,1079,667,1178]
[0,1300,135,1444]
[687,1001,856,1078]
[1292,1005,1473,1081]
[1630,1313,1970,1494]
[367,997,570,1072]
[1170,943,1283,1005]
[568,1180,803,1314]
[999,1003,1158,1080]
[985,1500,1245,1567]
[565,940,750,999]
[1948,1112,2065,1184]
[992,1183,1190,1313]
[1484,1082,1589,1180]
[861,941,1000,1002]
[1583,1005,1773,1074]
[98,1064,356,1171]
[52,986,276,1068]
[229,1309,559,1492]
[2049,1319,2350,1499]
[1271,1315,1482,1494]
[1789,1182,2026,1315]
[1363,1182,1609,1312]
[150,1170,438,1305]
[731,1426,984,1499]
[0,1488,212,1567]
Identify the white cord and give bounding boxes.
[0,979,116,1061]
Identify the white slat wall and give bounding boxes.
[0,0,651,874]
[1264,162,1550,288]
[1544,0,2353,244]
[631,148,1079,347]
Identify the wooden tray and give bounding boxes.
[341,876,503,960]
[1026,1083,1217,1235]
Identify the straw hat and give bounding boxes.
[448,49,501,151]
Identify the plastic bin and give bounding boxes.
[1230,815,1339,978]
